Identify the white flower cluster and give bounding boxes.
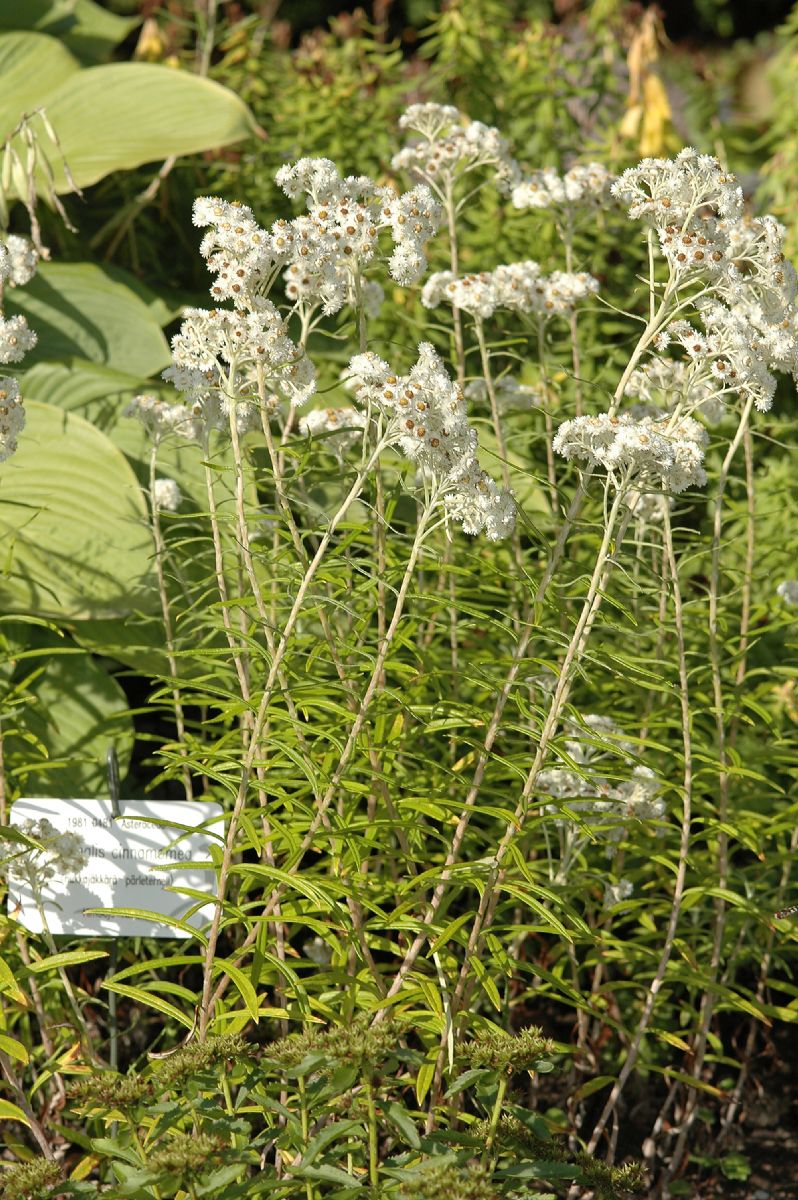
[392,102,521,195]
[192,196,279,306]
[0,315,37,365]
[274,160,442,303]
[512,162,614,211]
[657,221,728,282]
[346,342,516,540]
[612,148,744,227]
[6,818,89,888]
[153,478,181,512]
[299,406,367,460]
[626,488,673,526]
[422,261,598,322]
[125,394,204,443]
[553,411,709,494]
[539,715,665,837]
[615,151,798,412]
[465,375,543,413]
[0,236,40,463]
[666,301,782,413]
[0,234,39,287]
[194,173,441,319]
[0,375,25,463]
[777,580,798,607]
[162,301,316,432]
[720,215,798,321]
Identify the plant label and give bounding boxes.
[6,798,223,938]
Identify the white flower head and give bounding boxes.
[611,148,744,227]
[153,478,181,512]
[6,818,89,889]
[346,342,515,540]
[272,165,441,308]
[777,580,798,607]
[393,104,521,194]
[553,411,708,494]
[193,196,278,308]
[512,162,614,212]
[275,157,343,205]
[125,394,204,443]
[162,302,316,420]
[0,234,39,287]
[0,316,37,364]
[421,261,597,322]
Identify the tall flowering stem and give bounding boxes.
[148,445,193,802]
[198,443,387,1036]
[662,395,755,1176]
[586,501,694,1154]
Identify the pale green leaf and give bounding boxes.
[5,633,133,794]
[6,62,255,194]
[28,948,108,974]
[8,262,170,377]
[0,0,137,62]
[0,401,156,619]
[102,981,195,1030]
[0,32,80,139]
[0,1033,29,1064]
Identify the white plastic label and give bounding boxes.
[7,798,223,938]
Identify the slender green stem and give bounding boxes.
[364,1076,379,1192]
[443,178,466,386]
[149,444,192,802]
[298,1076,315,1200]
[587,500,693,1157]
[482,1075,508,1169]
[199,442,386,1036]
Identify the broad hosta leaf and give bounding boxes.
[21,359,153,430]
[5,60,255,195]
[3,631,134,795]
[7,262,170,377]
[0,0,137,63]
[0,401,155,618]
[0,32,79,140]
[21,359,257,511]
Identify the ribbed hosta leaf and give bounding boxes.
[0,32,79,140]
[0,401,155,618]
[3,58,255,194]
[0,0,136,62]
[7,262,171,377]
[2,631,134,795]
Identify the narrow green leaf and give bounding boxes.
[386,1101,421,1149]
[0,1099,30,1125]
[28,948,108,974]
[0,1033,29,1064]
[102,982,194,1030]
